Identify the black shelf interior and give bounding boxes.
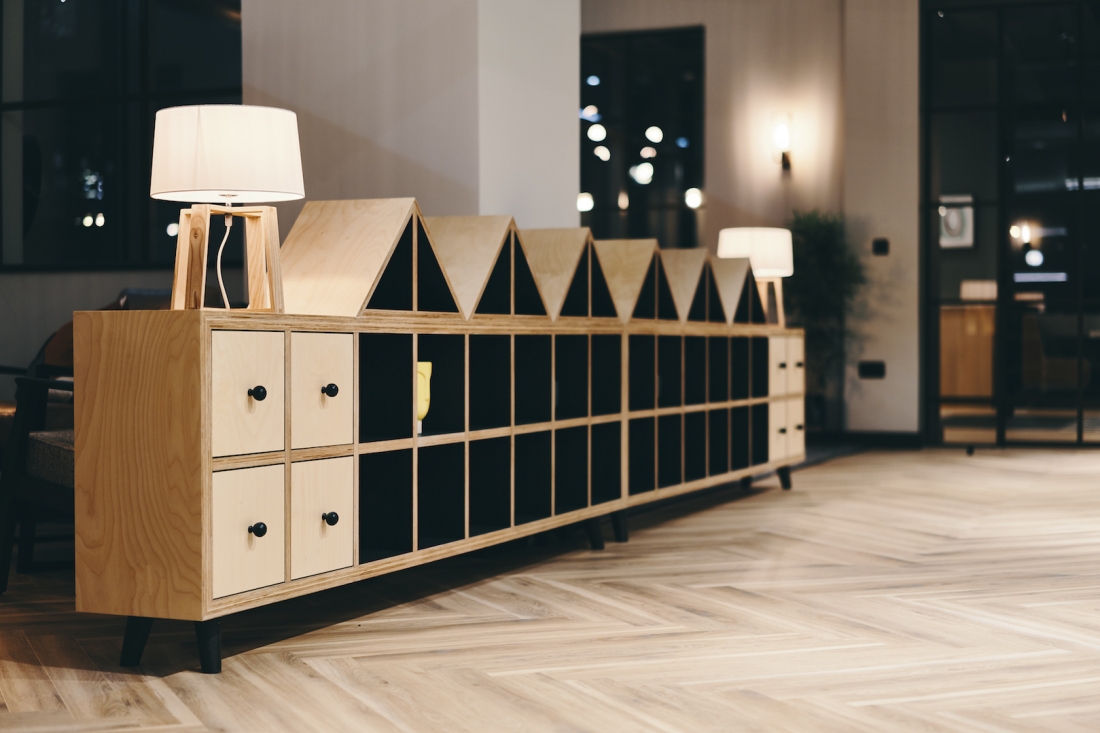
[731,337,750,400]
[476,240,511,315]
[751,336,769,398]
[751,405,769,465]
[555,426,589,514]
[514,236,547,316]
[591,246,617,318]
[515,431,552,523]
[591,334,621,416]
[706,267,725,323]
[418,443,465,548]
[417,221,459,313]
[709,336,729,402]
[688,268,707,322]
[632,256,656,319]
[515,335,551,424]
[708,409,729,476]
[657,336,682,408]
[555,335,588,420]
[365,220,413,311]
[560,246,589,318]
[731,406,750,470]
[470,335,511,430]
[418,334,465,436]
[685,336,706,405]
[591,422,621,504]
[657,259,677,321]
[469,437,511,536]
[628,335,655,411]
[359,450,413,562]
[628,417,656,494]
[658,414,682,487]
[360,333,413,442]
[685,411,706,481]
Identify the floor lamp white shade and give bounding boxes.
[150,104,305,204]
[716,227,794,277]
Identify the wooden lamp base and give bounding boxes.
[755,276,786,327]
[170,204,284,313]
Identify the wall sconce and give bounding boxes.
[773,113,791,171]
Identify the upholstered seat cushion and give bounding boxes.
[25,429,75,489]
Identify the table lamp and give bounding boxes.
[717,227,793,325]
[150,104,305,311]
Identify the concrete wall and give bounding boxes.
[242,0,580,236]
[842,0,920,433]
[582,0,845,254]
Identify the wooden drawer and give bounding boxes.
[787,337,805,395]
[786,398,805,458]
[290,332,354,449]
[768,400,788,463]
[211,330,285,457]
[290,457,354,580]
[768,336,788,396]
[212,464,286,599]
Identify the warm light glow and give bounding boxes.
[629,162,654,185]
[717,227,794,277]
[1009,225,1021,239]
[684,188,703,209]
[645,126,664,143]
[773,114,791,153]
[167,222,180,237]
[939,206,948,217]
[82,215,93,227]
[95,213,105,227]
[581,105,599,119]
[586,75,600,86]
[593,145,610,161]
[587,124,607,142]
[577,192,594,212]
[618,191,629,210]
[1021,224,1032,244]
[1025,249,1044,267]
[640,146,656,159]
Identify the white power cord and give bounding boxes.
[215,213,233,309]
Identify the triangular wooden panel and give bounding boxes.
[656,258,677,321]
[281,198,416,316]
[416,219,460,313]
[658,248,707,323]
[519,228,591,321]
[365,218,413,310]
[589,244,617,318]
[748,267,768,324]
[705,266,725,323]
[476,236,511,315]
[632,256,657,320]
[710,257,751,326]
[559,245,589,317]
[593,239,657,323]
[423,215,512,319]
[688,267,707,322]
[513,232,547,316]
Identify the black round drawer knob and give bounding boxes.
[321,383,339,398]
[779,362,787,369]
[322,512,339,526]
[248,385,267,401]
[248,522,268,538]
[779,427,787,434]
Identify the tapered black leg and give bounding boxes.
[585,518,605,550]
[16,509,35,573]
[195,619,221,674]
[740,475,753,491]
[777,466,792,490]
[120,616,155,667]
[0,499,18,594]
[610,511,628,543]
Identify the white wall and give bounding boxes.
[842,0,920,433]
[242,0,580,236]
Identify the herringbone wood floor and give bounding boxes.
[2,448,1100,731]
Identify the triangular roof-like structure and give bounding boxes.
[657,248,708,323]
[281,198,416,317]
[424,215,513,319]
[709,256,751,326]
[592,239,658,324]
[518,228,591,321]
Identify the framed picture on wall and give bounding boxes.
[939,194,974,249]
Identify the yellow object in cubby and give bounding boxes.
[417,362,432,426]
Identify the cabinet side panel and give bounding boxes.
[74,311,205,620]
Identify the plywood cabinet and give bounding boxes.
[290,457,354,580]
[211,331,285,457]
[212,464,286,599]
[290,332,354,449]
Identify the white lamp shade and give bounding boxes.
[150,105,305,204]
[716,227,794,278]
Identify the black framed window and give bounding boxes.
[580,26,704,249]
[1,0,242,271]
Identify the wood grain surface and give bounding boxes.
[657,248,708,322]
[592,239,658,324]
[15,448,1100,730]
[519,229,591,321]
[423,216,513,319]
[709,257,751,326]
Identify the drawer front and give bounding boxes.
[290,457,354,580]
[768,400,788,463]
[291,332,354,450]
[211,331,285,457]
[786,398,805,458]
[787,336,805,395]
[768,336,788,396]
[212,464,286,599]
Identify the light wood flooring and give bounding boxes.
[3,448,1100,731]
